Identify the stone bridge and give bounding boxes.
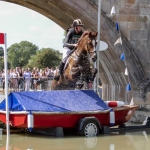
[3,0,150,106]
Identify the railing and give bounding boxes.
[0,76,95,93]
[0,76,54,92]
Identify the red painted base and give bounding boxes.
[0,105,138,129]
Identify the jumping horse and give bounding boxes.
[51,30,98,90]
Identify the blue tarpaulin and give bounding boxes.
[0,90,109,112]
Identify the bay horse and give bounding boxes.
[51,31,98,90]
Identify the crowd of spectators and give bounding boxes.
[0,67,59,91]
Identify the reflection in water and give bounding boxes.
[143,131,148,140]
[84,137,97,148]
[110,144,115,150]
[0,129,150,150]
[6,134,9,150]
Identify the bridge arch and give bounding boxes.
[3,0,149,103]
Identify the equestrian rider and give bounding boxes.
[54,19,84,81]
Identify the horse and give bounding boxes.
[51,30,98,90]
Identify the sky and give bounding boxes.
[0,1,64,52]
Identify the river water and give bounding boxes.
[0,129,149,150]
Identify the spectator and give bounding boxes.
[0,66,65,92]
[23,68,31,91]
[18,68,24,91]
[2,69,10,91]
[10,69,19,91]
[39,69,43,77]
[16,67,21,90]
[33,71,40,90]
[50,68,54,77]
[41,70,48,90]
[9,68,13,89]
[31,70,36,89]
[33,67,37,71]
[45,67,49,77]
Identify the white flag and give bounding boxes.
[110,6,116,15]
[114,37,122,45]
[125,67,128,75]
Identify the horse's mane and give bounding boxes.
[77,30,90,45]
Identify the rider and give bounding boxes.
[54,19,84,81]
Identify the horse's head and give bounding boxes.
[77,31,98,62]
[87,32,98,62]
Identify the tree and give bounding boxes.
[52,49,63,59]
[0,56,11,70]
[0,47,4,57]
[27,48,61,69]
[8,41,38,68]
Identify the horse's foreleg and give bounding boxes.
[78,66,84,80]
[75,80,84,89]
[83,81,89,90]
[92,52,97,62]
[92,68,98,81]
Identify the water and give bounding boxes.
[0,129,150,150]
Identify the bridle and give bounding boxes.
[87,37,97,55]
[75,36,97,58]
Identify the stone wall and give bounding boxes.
[102,0,150,78]
[100,0,150,122]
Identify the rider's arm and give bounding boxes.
[63,31,76,50]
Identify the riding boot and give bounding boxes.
[59,62,65,75]
[54,62,65,81]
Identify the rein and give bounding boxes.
[75,48,86,58]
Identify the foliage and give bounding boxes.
[8,41,38,68]
[1,40,63,69]
[27,48,62,69]
[0,47,11,70]
[62,30,68,43]
[0,47,4,57]
[0,56,11,70]
[0,57,4,70]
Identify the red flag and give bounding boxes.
[0,33,5,44]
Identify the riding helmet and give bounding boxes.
[73,19,84,27]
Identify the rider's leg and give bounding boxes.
[59,61,65,75]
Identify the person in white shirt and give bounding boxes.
[10,69,19,91]
[23,68,31,91]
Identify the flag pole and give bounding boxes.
[4,33,10,149]
[94,0,101,94]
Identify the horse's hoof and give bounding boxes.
[76,82,84,89]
